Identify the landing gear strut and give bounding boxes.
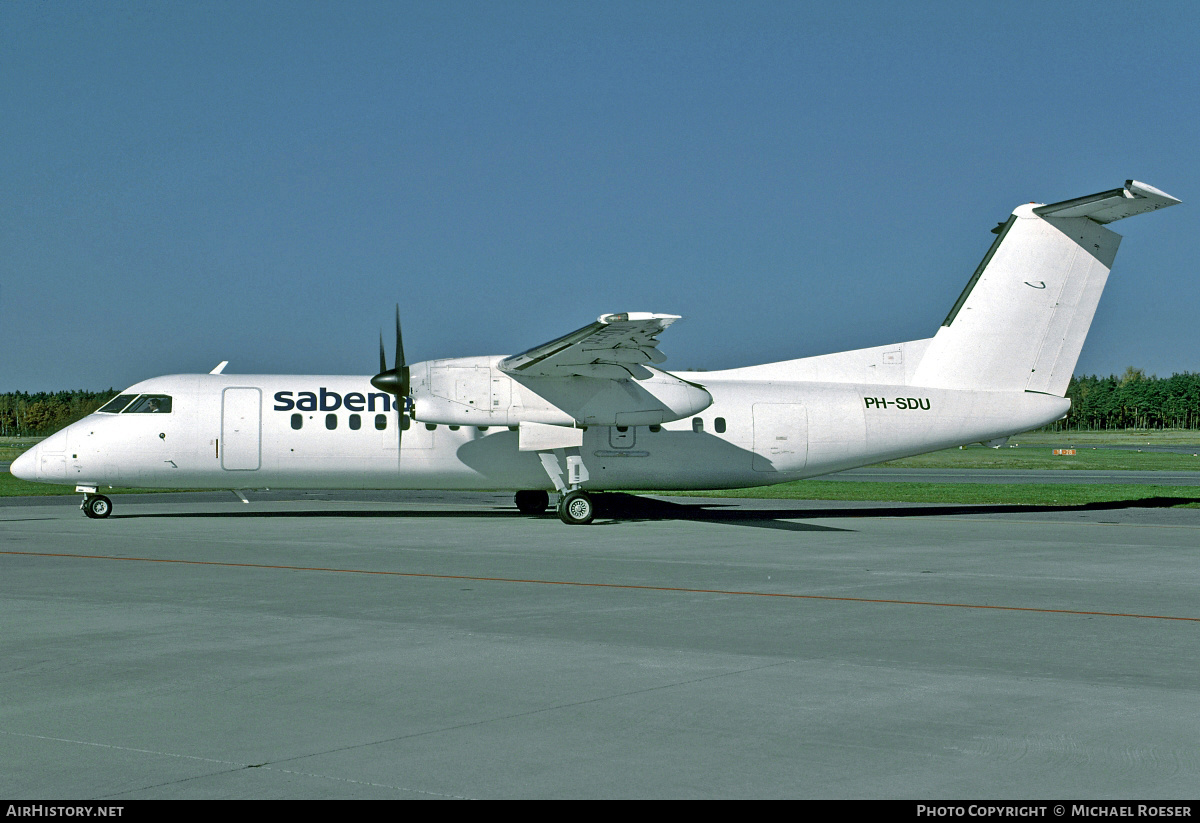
[514,489,550,515]
[557,489,595,525]
[82,494,112,519]
[532,448,597,525]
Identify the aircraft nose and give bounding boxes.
[10,445,38,481]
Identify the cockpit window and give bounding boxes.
[123,395,172,413]
[97,394,138,414]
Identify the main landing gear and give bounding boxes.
[514,489,550,514]
[557,489,595,525]
[513,488,596,525]
[527,448,597,525]
[81,493,112,519]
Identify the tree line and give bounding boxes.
[1053,369,1200,431]
[1,390,117,437]
[2,369,1200,436]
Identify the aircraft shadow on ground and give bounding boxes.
[107,497,845,532]
[573,493,1198,530]
[102,493,1197,533]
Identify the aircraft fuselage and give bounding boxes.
[21,370,1068,493]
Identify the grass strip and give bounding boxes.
[0,474,205,497]
[668,481,1200,507]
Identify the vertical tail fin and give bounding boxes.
[910,181,1180,395]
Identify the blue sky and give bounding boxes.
[3,1,1196,392]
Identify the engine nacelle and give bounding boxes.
[408,356,712,427]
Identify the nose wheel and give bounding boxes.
[557,489,595,525]
[82,494,113,519]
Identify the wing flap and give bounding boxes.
[499,313,681,379]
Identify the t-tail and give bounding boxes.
[910,180,1180,395]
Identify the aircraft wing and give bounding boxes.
[498,312,681,380]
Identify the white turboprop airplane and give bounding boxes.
[11,180,1181,524]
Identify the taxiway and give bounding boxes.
[3,491,1199,798]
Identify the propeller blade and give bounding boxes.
[395,305,405,370]
[370,307,412,461]
[370,308,411,399]
[394,305,410,399]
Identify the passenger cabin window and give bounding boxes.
[123,395,172,414]
[375,414,388,431]
[692,417,704,433]
[291,414,303,430]
[715,417,726,433]
[349,414,361,430]
[326,413,337,430]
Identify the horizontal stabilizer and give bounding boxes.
[1033,180,1180,224]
